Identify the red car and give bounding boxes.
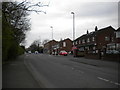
[59,50,68,56]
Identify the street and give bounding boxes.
[2,1,120,89]
[23,54,119,88]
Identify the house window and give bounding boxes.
[79,47,84,51]
[105,36,110,41]
[93,46,96,50]
[87,38,90,43]
[92,37,95,41]
[76,41,78,45]
[82,39,85,43]
[63,42,66,47]
[116,31,120,38]
[111,37,114,42]
[85,46,89,50]
[79,40,81,44]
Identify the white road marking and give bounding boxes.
[97,77,109,82]
[77,70,84,73]
[97,77,120,86]
[74,69,84,73]
[114,82,120,86]
[71,67,84,73]
[72,68,74,70]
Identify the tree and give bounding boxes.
[42,39,49,45]
[2,1,49,44]
[2,1,49,61]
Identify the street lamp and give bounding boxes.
[50,26,53,40]
[50,26,53,55]
[71,12,75,42]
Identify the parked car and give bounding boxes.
[28,51,31,54]
[35,51,38,54]
[112,50,120,54]
[59,50,68,56]
[106,50,120,54]
[106,50,112,54]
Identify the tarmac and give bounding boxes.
[2,54,120,88]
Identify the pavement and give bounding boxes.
[69,56,119,70]
[2,55,40,88]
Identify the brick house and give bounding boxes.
[103,27,120,61]
[44,40,58,54]
[52,38,73,55]
[115,27,120,50]
[74,26,116,59]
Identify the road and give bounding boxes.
[24,54,119,88]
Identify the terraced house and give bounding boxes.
[74,26,119,60]
[52,38,73,55]
[44,40,58,54]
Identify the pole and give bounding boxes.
[52,27,53,40]
[50,26,53,54]
[71,12,75,44]
[50,26,53,40]
[73,13,75,41]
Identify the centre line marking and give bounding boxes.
[97,77,120,86]
[97,77,109,82]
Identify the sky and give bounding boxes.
[15,0,119,48]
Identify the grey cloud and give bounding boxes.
[61,2,118,19]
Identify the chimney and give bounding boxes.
[87,30,89,34]
[95,26,98,31]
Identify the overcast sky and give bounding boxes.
[22,0,119,48]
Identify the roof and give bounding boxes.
[44,40,58,45]
[95,26,115,34]
[74,26,115,41]
[117,27,120,31]
[62,38,72,42]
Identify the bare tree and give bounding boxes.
[2,1,49,44]
[42,39,50,45]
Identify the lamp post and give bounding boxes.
[71,12,75,42]
[71,12,76,56]
[50,26,53,54]
[50,26,53,40]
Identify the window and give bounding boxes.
[79,40,81,44]
[79,47,84,51]
[87,38,90,43]
[73,42,74,45]
[85,46,89,50]
[82,39,85,43]
[105,36,110,41]
[93,46,96,50]
[111,37,114,42]
[116,31,120,38]
[76,41,78,45]
[63,42,66,47]
[92,37,95,41]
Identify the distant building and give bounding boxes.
[115,27,120,50]
[44,40,58,54]
[51,38,73,55]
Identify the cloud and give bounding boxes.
[25,1,118,48]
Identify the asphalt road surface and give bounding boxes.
[24,54,119,88]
